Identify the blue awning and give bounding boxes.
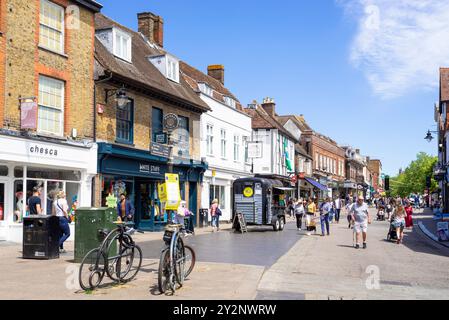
[304,177,329,191]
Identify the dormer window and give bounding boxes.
[198,83,213,97]
[224,96,236,108]
[148,54,180,83]
[113,28,131,62]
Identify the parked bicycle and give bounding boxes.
[158,224,196,294]
[79,221,143,291]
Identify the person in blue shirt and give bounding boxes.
[117,193,134,222]
[320,197,333,236]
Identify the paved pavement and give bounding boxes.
[1,208,449,300]
[257,208,449,300]
[415,208,449,248]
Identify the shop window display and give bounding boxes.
[0,166,8,176]
[13,180,24,222]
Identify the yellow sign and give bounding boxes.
[243,187,254,198]
[164,173,181,210]
[158,183,167,202]
[212,170,216,177]
[106,193,117,208]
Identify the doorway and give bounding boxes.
[136,181,165,231]
[189,182,197,227]
[0,182,6,240]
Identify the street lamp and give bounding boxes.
[425,130,438,143]
[105,85,130,109]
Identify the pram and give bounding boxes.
[377,206,386,221]
[386,221,398,241]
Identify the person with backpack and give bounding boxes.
[210,199,222,232]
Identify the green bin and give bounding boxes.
[74,207,117,263]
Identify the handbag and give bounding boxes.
[216,207,222,216]
[57,201,72,223]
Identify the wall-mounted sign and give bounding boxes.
[163,113,179,131]
[150,143,171,158]
[247,141,263,159]
[97,103,105,114]
[29,145,59,157]
[139,164,161,174]
[20,100,38,129]
[155,133,167,144]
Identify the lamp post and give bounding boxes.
[105,85,130,109]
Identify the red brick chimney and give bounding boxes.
[261,97,276,117]
[137,12,164,47]
[207,65,225,85]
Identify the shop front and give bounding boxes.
[0,134,97,242]
[97,143,206,231]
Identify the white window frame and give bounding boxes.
[220,129,227,159]
[234,134,240,162]
[166,57,180,83]
[112,28,132,62]
[199,83,213,97]
[206,124,214,156]
[39,0,65,54]
[224,96,236,108]
[38,75,65,136]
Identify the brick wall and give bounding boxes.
[3,0,95,139]
[95,83,201,159]
[0,0,6,127]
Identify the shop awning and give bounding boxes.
[274,187,296,191]
[304,177,328,191]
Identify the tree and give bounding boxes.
[390,152,438,198]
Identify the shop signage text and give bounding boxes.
[139,164,161,174]
[29,145,59,157]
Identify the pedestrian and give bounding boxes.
[117,193,134,222]
[53,191,70,254]
[334,197,342,224]
[210,199,222,232]
[391,204,407,244]
[175,200,188,227]
[287,199,294,218]
[305,198,317,236]
[319,197,332,236]
[27,186,43,216]
[405,202,414,228]
[349,195,371,249]
[294,198,305,231]
[345,198,354,229]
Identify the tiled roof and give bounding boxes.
[180,62,244,111]
[243,106,299,142]
[94,13,210,113]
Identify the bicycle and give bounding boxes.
[158,224,196,295]
[79,221,143,291]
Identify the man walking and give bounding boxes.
[334,197,342,224]
[349,195,371,249]
[320,197,332,236]
[117,193,134,222]
[27,186,42,215]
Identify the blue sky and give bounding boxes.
[99,0,442,176]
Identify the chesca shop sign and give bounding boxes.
[29,145,59,157]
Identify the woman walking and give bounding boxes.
[294,198,305,231]
[305,198,317,236]
[405,201,414,228]
[53,191,70,254]
[391,204,407,244]
[210,199,221,232]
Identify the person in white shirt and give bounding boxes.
[334,197,342,224]
[53,191,70,253]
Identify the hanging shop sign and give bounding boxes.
[150,143,171,158]
[163,113,179,131]
[20,98,38,129]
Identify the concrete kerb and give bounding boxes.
[417,221,449,249]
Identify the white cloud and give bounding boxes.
[338,0,449,99]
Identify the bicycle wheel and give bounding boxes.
[79,248,107,291]
[184,245,196,278]
[119,244,143,282]
[158,248,171,294]
[173,236,186,286]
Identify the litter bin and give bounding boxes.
[74,207,117,263]
[23,215,60,260]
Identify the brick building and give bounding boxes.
[301,130,346,199]
[368,159,384,194]
[93,13,210,231]
[0,0,102,242]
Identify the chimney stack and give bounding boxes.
[207,65,225,85]
[137,12,164,47]
[261,97,276,117]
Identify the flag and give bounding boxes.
[283,137,293,172]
